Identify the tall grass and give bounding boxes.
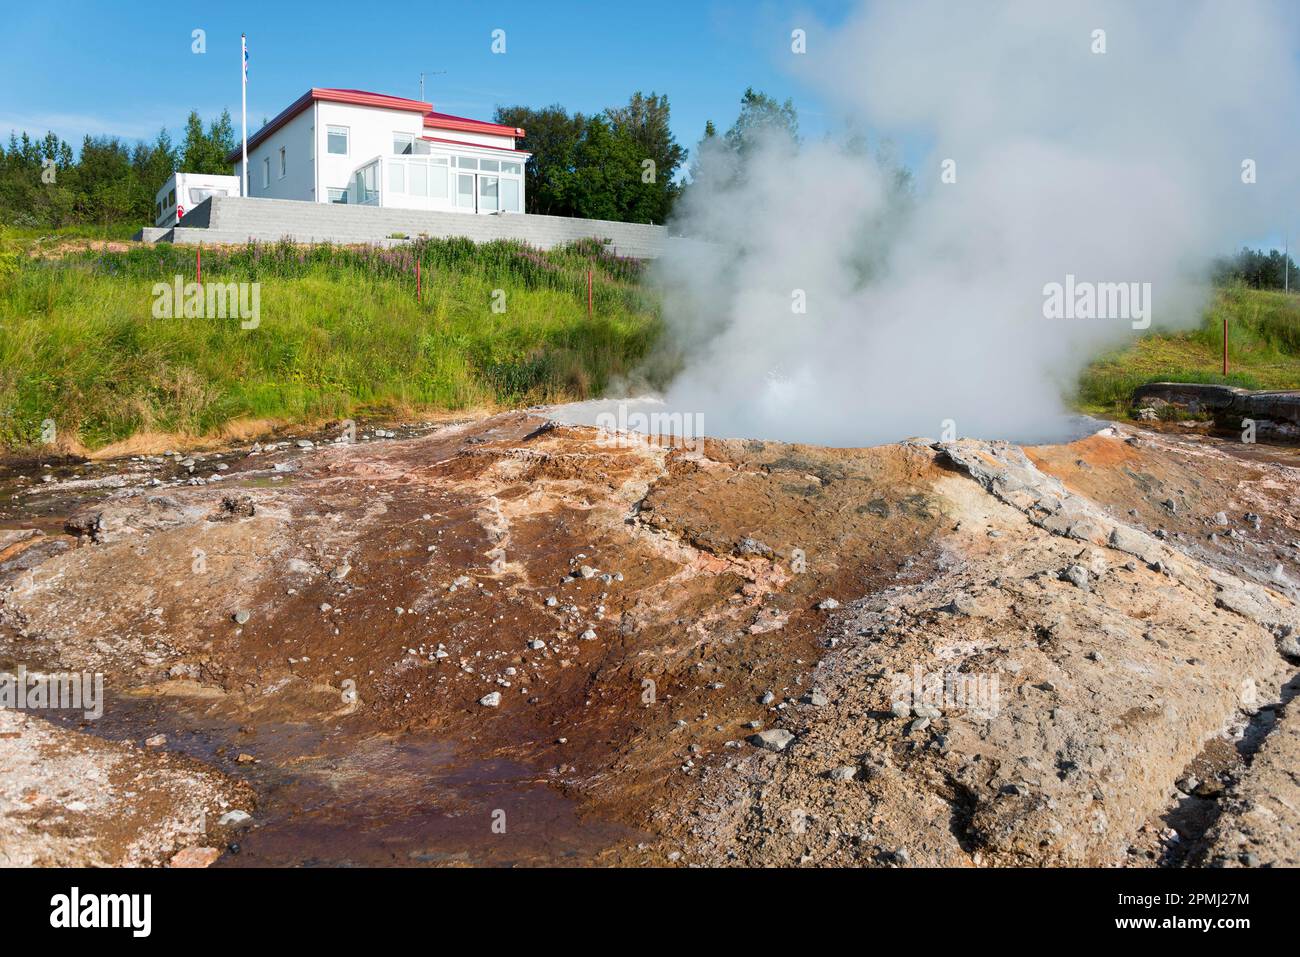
[0,235,661,450]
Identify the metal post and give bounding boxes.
[241,34,249,198]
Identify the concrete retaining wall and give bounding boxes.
[143,195,668,259]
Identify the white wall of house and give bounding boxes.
[425,128,515,149]
[313,101,427,202]
[233,106,315,202]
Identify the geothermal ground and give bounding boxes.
[1,413,1298,867]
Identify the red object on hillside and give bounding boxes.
[1223,316,1229,375]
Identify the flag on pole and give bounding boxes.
[240,33,249,198]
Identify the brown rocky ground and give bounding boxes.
[0,414,1297,867]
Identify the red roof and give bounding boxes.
[224,88,522,163]
[423,111,525,138]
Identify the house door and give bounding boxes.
[477,175,499,213]
[456,173,476,212]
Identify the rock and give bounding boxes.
[220,494,255,517]
[1213,511,1229,526]
[816,598,841,611]
[748,729,795,752]
[892,847,910,865]
[890,700,912,719]
[828,766,858,781]
[936,594,976,616]
[580,629,597,641]
[232,609,251,625]
[912,702,942,720]
[760,691,776,705]
[527,639,546,650]
[1277,629,1300,661]
[295,439,314,449]
[1060,564,1090,590]
[170,846,222,868]
[218,810,251,826]
[802,690,829,707]
[1108,525,1162,565]
[909,717,932,733]
[328,564,351,582]
[144,734,167,748]
[479,692,501,707]
[1194,777,1224,798]
[235,753,255,764]
[734,537,775,559]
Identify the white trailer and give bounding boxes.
[153,172,242,227]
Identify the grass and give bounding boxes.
[1077,285,1300,417]
[0,231,662,451]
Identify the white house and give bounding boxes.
[224,88,529,215]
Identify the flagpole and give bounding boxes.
[241,33,248,197]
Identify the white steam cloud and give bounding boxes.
[609,0,1300,447]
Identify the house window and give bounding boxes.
[167,188,175,206]
[480,159,500,172]
[501,178,520,212]
[279,147,286,178]
[456,156,478,169]
[327,126,349,155]
[262,157,270,188]
[409,162,427,197]
[501,161,522,175]
[429,164,448,199]
[478,176,499,212]
[393,132,414,155]
[386,161,405,193]
[327,187,348,204]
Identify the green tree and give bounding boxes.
[494,104,586,217]
[723,87,799,159]
[604,91,685,223]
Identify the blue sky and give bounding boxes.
[1,0,856,162]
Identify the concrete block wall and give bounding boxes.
[149,196,668,259]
